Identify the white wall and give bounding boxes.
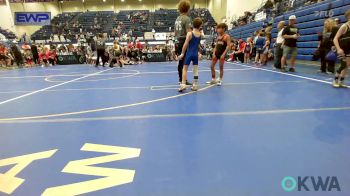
[226,0,264,21]
[208,0,226,22]
[0,0,15,32]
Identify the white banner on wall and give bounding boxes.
[154,33,167,40]
[255,11,267,21]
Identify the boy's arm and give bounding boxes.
[180,32,192,56]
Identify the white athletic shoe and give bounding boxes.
[178,84,186,92]
[191,84,199,91]
[206,79,217,85]
[217,80,222,86]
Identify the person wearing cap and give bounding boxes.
[281,15,300,72]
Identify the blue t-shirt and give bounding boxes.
[255,36,266,49]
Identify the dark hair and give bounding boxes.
[216,23,228,31]
[193,17,203,29]
[178,0,191,14]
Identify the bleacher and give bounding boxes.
[153,8,216,33]
[229,0,350,61]
[114,10,150,37]
[0,27,16,40]
[30,8,216,42]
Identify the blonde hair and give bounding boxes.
[277,21,285,29]
[323,18,336,33]
[346,9,350,19]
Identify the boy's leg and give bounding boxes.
[206,57,218,84]
[281,46,288,71]
[192,64,199,91]
[179,65,189,92]
[289,47,297,72]
[338,57,350,87]
[217,59,225,86]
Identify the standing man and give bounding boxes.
[274,21,285,69]
[281,15,300,72]
[175,0,192,85]
[31,43,39,65]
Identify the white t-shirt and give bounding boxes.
[276,28,285,44]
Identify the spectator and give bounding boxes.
[254,32,266,65]
[31,43,39,65]
[244,37,253,64]
[39,47,49,67]
[10,43,23,67]
[0,43,11,67]
[274,21,285,69]
[281,15,300,72]
[261,34,271,66]
[318,19,337,74]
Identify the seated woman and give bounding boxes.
[0,44,12,67]
[39,47,49,67]
[24,49,34,67]
[48,49,57,66]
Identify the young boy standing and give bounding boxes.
[207,23,231,86]
[178,18,203,92]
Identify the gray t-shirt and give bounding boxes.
[175,15,191,41]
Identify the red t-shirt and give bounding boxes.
[136,42,142,49]
[127,43,133,49]
[39,52,49,60]
[48,51,56,59]
[0,47,7,55]
[239,42,246,52]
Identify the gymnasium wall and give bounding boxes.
[226,0,264,20]
[0,0,209,36]
[10,2,60,37]
[208,0,226,22]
